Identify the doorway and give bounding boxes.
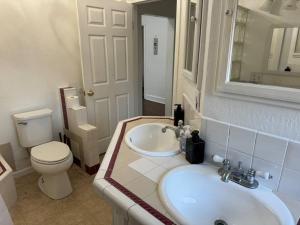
[136,0,177,116]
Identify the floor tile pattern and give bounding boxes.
[9,165,112,225]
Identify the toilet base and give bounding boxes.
[38,172,72,200]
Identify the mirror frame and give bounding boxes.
[182,0,202,83]
[215,0,300,108]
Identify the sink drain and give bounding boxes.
[214,219,228,225]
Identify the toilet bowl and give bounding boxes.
[31,141,73,200]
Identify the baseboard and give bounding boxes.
[73,156,99,175]
[85,164,100,175]
[12,159,100,178]
[144,94,166,104]
[73,156,81,167]
[13,166,34,178]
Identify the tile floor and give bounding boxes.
[9,164,112,225]
[142,100,165,116]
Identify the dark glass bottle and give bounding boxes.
[174,104,184,126]
[185,130,205,164]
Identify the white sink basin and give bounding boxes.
[159,165,295,225]
[125,123,180,157]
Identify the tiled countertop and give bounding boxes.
[93,116,300,225]
[93,117,183,225]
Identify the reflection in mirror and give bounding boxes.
[184,0,197,72]
[268,27,300,73]
[295,29,300,53]
[229,1,300,89]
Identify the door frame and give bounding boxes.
[131,0,183,116]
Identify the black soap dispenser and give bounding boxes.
[174,104,184,126]
[185,130,205,164]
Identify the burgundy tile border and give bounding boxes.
[59,87,72,149]
[73,156,101,175]
[104,117,176,225]
[85,163,100,175]
[59,87,71,130]
[0,161,6,176]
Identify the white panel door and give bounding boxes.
[77,0,135,154]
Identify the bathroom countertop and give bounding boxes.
[93,116,300,225]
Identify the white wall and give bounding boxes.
[0,0,82,171]
[136,0,177,115]
[142,15,174,106]
[202,0,300,142]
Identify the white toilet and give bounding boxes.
[14,109,73,200]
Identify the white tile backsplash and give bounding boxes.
[228,125,256,155]
[278,168,300,201]
[204,141,227,162]
[284,141,300,172]
[201,117,300,197]
[252,157,282,190]
[227,148,252,169]
[199,118,207,140]
[254,132,288,165]
[205,119,229,145]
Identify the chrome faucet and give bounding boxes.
[221,170,232,182]
[213,155,273,189]
[218,159,232,182]
[162,120,184,139]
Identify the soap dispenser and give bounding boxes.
[174,104,184,126]
[185,130,205,164]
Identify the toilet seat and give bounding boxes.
[31,141,71,165]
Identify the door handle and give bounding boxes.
[86,90,94,96]
[190,16,197,22]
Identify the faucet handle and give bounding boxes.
[178,120,183,127]
[222,159,231,170]
[246,168,256,184]
[212,155,231,170]
[212,154,225,163]
[256,171,273,180]
[237,161,242,170]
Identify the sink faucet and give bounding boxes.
[221,170,231,182]
[219,159,231,182]
[213,155,273,189]
[162,120,184,139]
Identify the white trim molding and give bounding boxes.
[13,166,34,178]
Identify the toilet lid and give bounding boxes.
[31,141,71,164]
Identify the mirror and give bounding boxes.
[184,0,197,72]
[182,0,202,83]
[229,1,300,89]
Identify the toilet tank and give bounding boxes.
[13,109,53,148]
